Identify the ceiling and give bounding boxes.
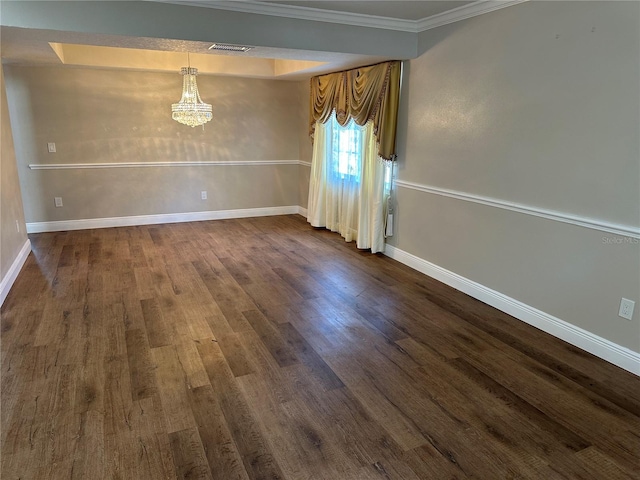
[0,1,515,80]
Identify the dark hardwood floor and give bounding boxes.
[1,214,639,479]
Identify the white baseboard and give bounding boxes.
[297,206,308,217]
[384,244,640,376]
[0,239,32,307]
[26,206,301,233]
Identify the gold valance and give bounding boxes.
[309,61,401,161]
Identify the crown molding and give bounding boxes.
[155,0,529,34]
[157,0,417,32]
[417,0,530,32]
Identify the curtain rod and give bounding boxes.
[311,60,402,80]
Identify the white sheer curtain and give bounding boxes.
[307,114,390,253]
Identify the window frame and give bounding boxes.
[329,115,365,184]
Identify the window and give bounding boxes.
[329,116,364,183]
[308,113,393,252]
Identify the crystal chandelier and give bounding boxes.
[171,56,212,128]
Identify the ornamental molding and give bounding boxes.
[158,0,529,33]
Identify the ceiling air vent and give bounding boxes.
[208,43,253,52]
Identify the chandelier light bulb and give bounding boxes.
[171,66,213,128]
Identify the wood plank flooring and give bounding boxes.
[2,214,639,479]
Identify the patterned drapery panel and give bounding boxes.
[309,61,401,161]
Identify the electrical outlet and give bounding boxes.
[47,142,56,153]
[201,191,207,200]
[54,197,63,207]
[619,298,635,321]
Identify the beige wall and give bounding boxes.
[2,0,416,60]
[4,1,637,357]
[297,80,312,209]
[1,66,28,281]
[392,1,640,351]
[5,66,303,223]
